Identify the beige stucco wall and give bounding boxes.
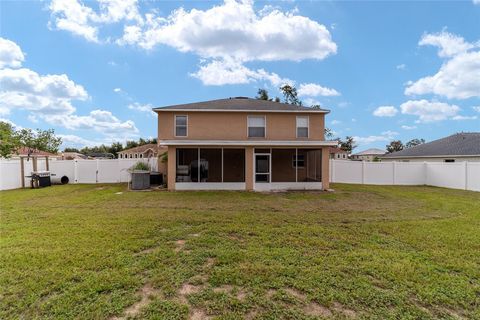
[157,111,325,141]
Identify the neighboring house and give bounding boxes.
[154,97,337,191]
[381,132,480,162]
[329,147,349,160]
[351,148,385,161]
[87,152,115,159]
[9,146,62,160]
[118,143,165,159]
[61,152,87,160]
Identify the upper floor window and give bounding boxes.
[248,116,266,138]
[175,115,188,137]
[296,116,309,138]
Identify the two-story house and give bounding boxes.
[154,97,337,191]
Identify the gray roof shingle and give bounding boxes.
[352,148,386,156]
[382,133,480,158]
[153,97,329,112]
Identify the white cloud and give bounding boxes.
[0,38,138,137]
[452,115,478,121]
[353,130,398,146]
[0,68,88,116]
[27,114,39,123]
[48,1,337,89]
[473,106,480,113]
[0,38,25,68]
[405,51,480,99]
[298,83,340,97]
[474,0,480,4]
[117,0,336,62]
[331,120,341,125]
[113,87,121,92]
[128,102,156,116]
[406,32,480,100]
[373,105,398,117]
[190,59,291,86]
[49,0,142,43]
[419,31,475,58]
[400,99,461,122]
[49,110,138,136]
[401,125,417,130]
[396,64,406,70]
[58,134,100,148]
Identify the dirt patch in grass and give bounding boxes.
[284,288,307,301]
[110,283,160,320]
[134,247,157,256]
[332,302,357,318]
[303,302,333,317]
[204,257,216,269]
[174,239,186,252]
[179,283,202,296]
[191,308,211,320]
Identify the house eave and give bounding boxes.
[159,140,338,147]
[153,108,330,114]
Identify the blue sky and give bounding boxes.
[1,0,479,151]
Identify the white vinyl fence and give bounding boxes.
[1,158,479,192]
[0,158,158,191]
[330,160,480,192]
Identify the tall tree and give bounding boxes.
[0,121,21,158]
[338,136,357,153]
[386,140,404,153]
[405,138,425,148]
[256,89,271,101]
[109,142,124,158]
[280,84,302,106]
[16,128,62,154]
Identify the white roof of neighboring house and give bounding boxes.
[352,148,386,156]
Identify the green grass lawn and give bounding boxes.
[1,184,479,320]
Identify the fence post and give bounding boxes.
[465,161,468,190]
[96,159,99,184]
[392,161,396,185]
[74,159,78,183]
[361,161,365,184]
[423,161,427,186]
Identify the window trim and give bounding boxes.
[174,115,188,137]
[247,115,266,138]
[296,116,309,138]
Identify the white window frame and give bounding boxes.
[296,116,309,138]
[247,115,266,138]
[174,115,188,137]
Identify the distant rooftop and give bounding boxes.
[153,97,329,113]
[352,148,386,156]
[118,143,160,154]
[382,133,480,158]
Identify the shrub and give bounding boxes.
[130,161,150,171]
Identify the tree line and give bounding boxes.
[64,138,158,158]
[0,121,62,158]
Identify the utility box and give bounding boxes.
[130,170,150,190]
